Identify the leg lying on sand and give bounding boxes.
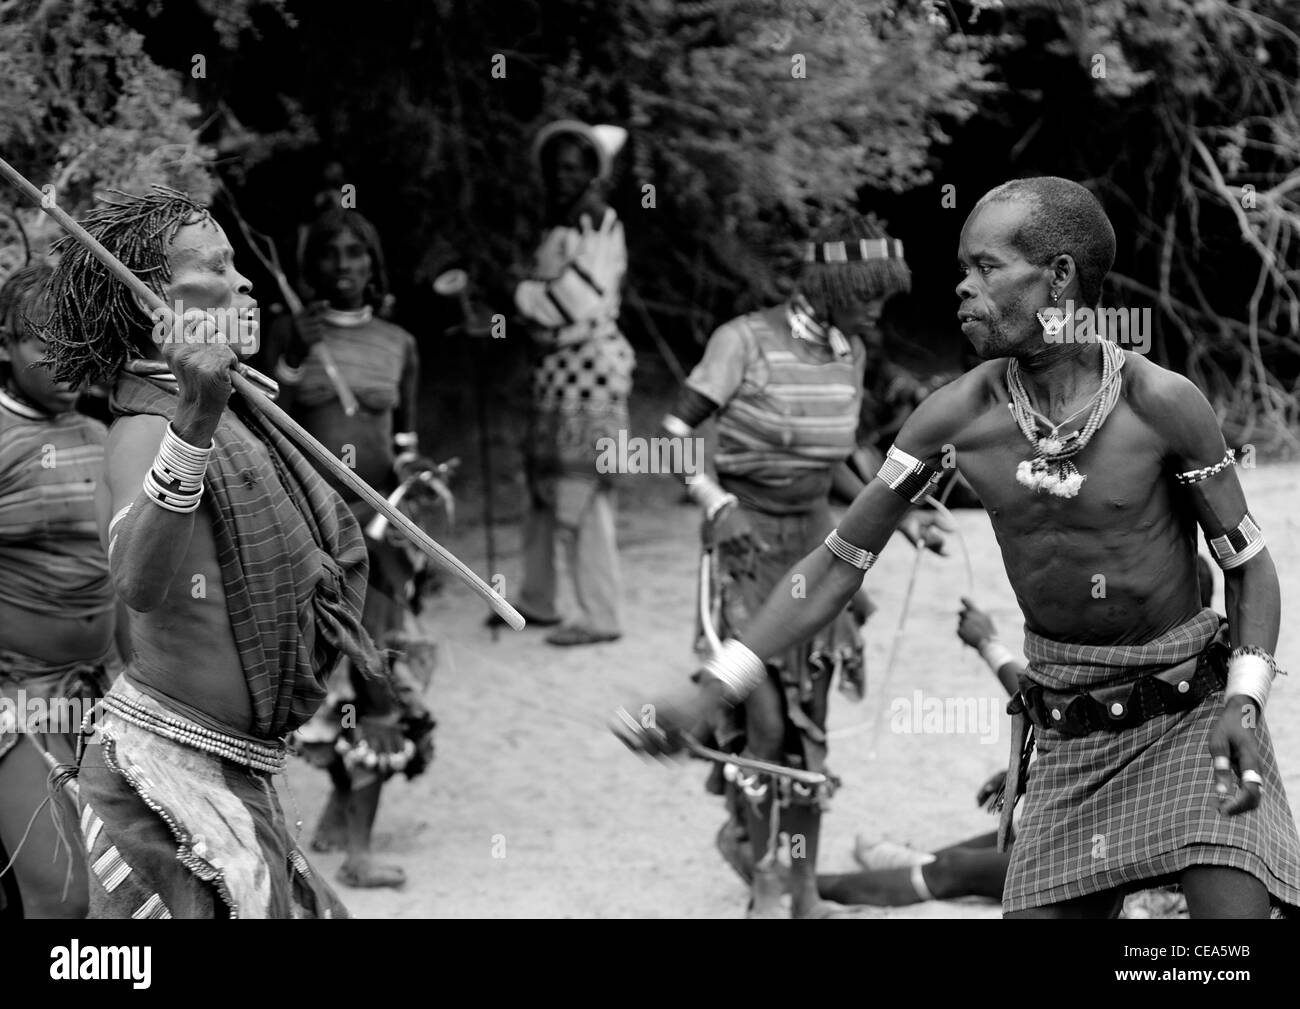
[818,831,1008,907]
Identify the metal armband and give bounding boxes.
[876,445,940,504]
[824,529,877,571]
[1208,513,1266,571]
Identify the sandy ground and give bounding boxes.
[281,460,1300,919]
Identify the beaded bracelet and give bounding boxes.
[1175,449,1235,486]
[877,445,941,504]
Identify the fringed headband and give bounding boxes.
[804,238,905,264]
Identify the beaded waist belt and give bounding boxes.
[100,690,286,774]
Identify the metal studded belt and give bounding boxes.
[1015,647,1227,738]
[101,691,286,773]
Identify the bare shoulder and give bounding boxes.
[896,358,1005,461]
[105,413,167,464]
[1122,352,1225,461]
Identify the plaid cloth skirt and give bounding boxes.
[1004,608,1300,912]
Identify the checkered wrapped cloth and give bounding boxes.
[1004,607,1300,913]
[110,368,383,738]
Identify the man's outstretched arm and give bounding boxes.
[731,480,913,662]
[615,376,972,753]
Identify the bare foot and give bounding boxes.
[337,856,407,889]
[793,896,844,919]
[792,879,838,919]
[310,794,348,853]
[746,864,786,919]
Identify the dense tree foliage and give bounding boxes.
[2,0,1299,449]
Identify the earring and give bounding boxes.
[1036,289,1072,341]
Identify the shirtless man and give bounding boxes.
[41,188,381,918]
[618,176,1300,918]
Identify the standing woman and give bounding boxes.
[272,209,435,890]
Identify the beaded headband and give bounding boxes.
[804,238,905,264]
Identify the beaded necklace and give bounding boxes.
[321,305,373,328]
[1006,340,1125,498]
[0,383,51,420]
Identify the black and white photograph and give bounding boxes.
[0,0,1297,985]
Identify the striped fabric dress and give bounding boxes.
[684,306,868,774]
[0,387,111,618]
[701,308,864,488]
[1004,607,1300,913]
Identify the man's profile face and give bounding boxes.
[313,227,372,310]
[955,199,1049,359]
[162,219,259,355]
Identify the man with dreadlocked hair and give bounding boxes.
[268,208,436,891]
[41,188,383,918]
[655,211,945,918]
[0,263,117,918]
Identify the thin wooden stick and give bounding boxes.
[0,154,524,630]
[219,185,359,416]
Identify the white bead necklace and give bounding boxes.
[1006,340,1125,498]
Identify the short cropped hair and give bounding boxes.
[0,263,53,347]
[975,177,1116,306]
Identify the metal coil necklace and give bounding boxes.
[1006,339,1125,498]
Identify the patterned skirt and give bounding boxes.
[698,498,864,776]
[1004,609,1300,912]
[77,677,347,919]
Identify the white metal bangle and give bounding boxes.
[978,638,1017,673]
[702,638,767,703]
[705,492,738,522]
[1226,652,1274,710]
[1209,514,1265,570]
[143,469,203,513]
[824,529,877,571]
[688,473,729,513]
[275,356,305,385]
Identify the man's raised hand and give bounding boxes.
[611,681,727,760]
[958,597,998,649]
[163,310,239,426]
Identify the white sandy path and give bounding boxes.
[281,462,1300,919]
